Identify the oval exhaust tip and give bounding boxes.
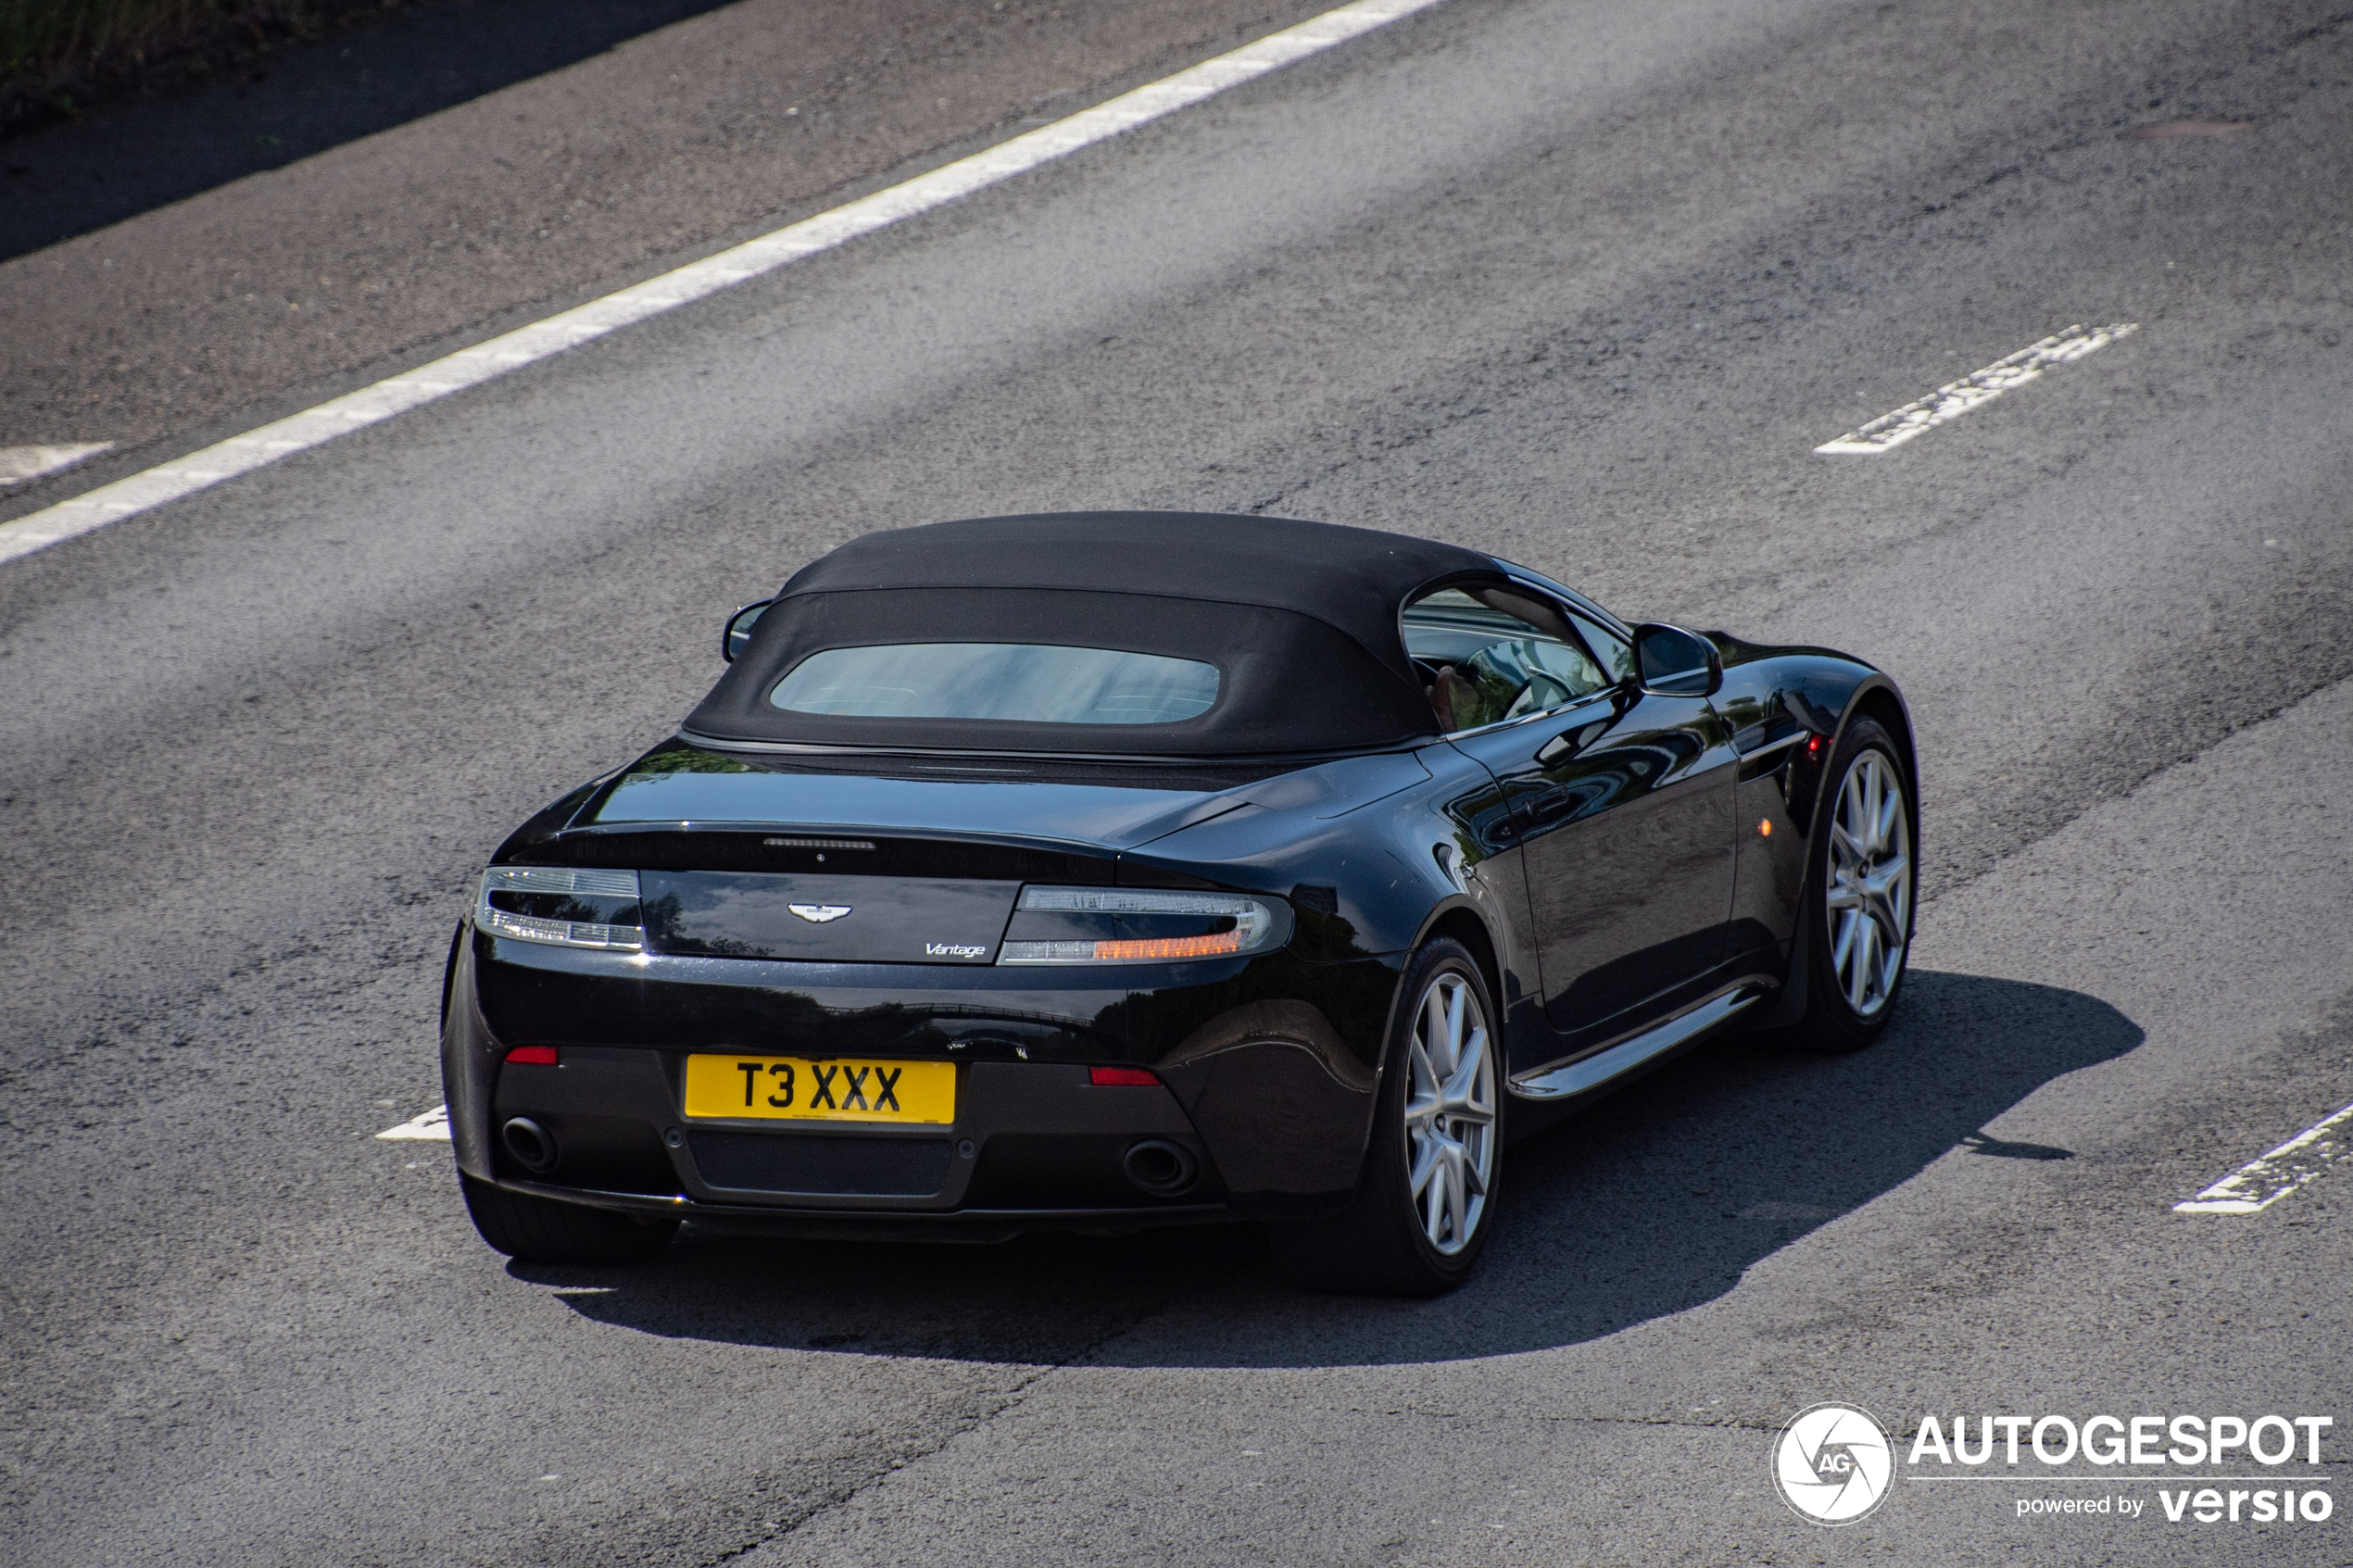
[502,1116,560,1173]
[1122,1138,1198,1197]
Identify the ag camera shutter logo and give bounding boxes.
[1774,1402,1894,1524]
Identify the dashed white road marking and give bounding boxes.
[2173,1098,2353,1213]
[0,0,1447,569]
[1813,323,2138,455]
[0,444,114,484]
[377,1105,452,1141]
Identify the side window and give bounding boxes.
[1402,584,1608,733]
[1569,611,1637,686]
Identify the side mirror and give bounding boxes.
[723,599,773,662]
[1631,623,1722,697]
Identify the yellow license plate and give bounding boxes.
[682,1054,956,1124]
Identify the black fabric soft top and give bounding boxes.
[683,512,1503,756]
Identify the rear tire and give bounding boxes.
[1793,718,1916,1053]
[459,1174,679,1264]
[1270,937,1502,1295]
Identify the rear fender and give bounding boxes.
[1152,998,1379,1222]
[438,918,466,1031]
[439,931,505,1182]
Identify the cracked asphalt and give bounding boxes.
[2,0,2349,1562]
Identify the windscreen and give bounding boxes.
[770,644,1220,725]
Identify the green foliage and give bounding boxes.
[0,0,323,123]
[6,2,237,76]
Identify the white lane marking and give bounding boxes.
[1812,323,2138,455]
[2173,1098,2353,1213]
[377,1105,452,1141]
[0,444,114,484]
[0,0,1447,570]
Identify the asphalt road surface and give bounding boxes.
[5,0,2350,1563]
[0,0,1335,460]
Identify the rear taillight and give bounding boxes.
[474,866,645,951]
[997,886,1285,965]
[1088,1066,1161,1086]
[505,1046,560,1066]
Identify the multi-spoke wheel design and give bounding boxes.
[1403,971,1498,1256]
[1271,937,1504,1294]
[1824,747,1912,1018]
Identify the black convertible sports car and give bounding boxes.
[444,512,1916,1292]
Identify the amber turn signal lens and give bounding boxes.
[1087,930,1248,961]
[1758,819,1773,837]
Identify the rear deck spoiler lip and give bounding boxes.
[492,821,1235,892]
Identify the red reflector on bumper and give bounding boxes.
[505,1046,560,1066]
[1088,1065,1160,1086]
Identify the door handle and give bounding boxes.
[1536,720,1610,768]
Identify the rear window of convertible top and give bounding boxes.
[769,643,1221,725]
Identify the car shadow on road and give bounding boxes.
[540,970,2141,1367]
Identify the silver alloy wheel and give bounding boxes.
[1825,749,1913,1017]
[1403,970,1498,1255]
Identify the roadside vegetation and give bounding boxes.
[0,0,387,134]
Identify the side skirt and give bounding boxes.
[1503,986,1764,1129]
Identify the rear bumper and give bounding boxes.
[442,927,1396,1223]
[485,1043,1225,1214]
